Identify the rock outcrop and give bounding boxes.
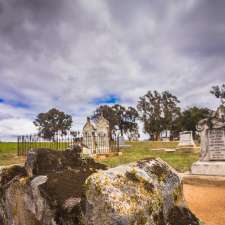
[0,146,106,225]
[0,147,200,225]
[84,158,200,225]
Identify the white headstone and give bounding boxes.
[160,130,170,142]
[178,131,195,147]
[119,136,125,146]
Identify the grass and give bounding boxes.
[0,141,200,172]
[0,142,25,166]
[99,141,199,172]
[0,141,68,166]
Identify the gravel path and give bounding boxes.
[184,184,225,225]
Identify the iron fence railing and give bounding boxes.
[17,132,120,156]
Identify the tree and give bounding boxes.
[210,84,225,104]
[91,105,118,138]
[92,104,139,138]
[137,90,163,140]
[161,91,181,139]
[112,105,139,136]
[123,106,139,137]
[137,90,180,140]
[179,107,212,137]
[112,104,126,136]
[33,108,73,139]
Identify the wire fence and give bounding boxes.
[17,132,120,156]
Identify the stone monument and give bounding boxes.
[178,131,196,146]
[82,115,110,155]
[95,114,110,153]
[118,136,125,146]
[176,131,196,152]
[82,117,96,154]
[191,105,225,176]
[160,130,171,142]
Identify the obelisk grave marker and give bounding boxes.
[191,105,225,176]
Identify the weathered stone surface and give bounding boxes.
[82,115,110,155]
[84,158,200,225]
[0,148,199,225]
[0,165,27,186]
[196,105,225,161]
[191,161,225,176]
[0,146,106,225]
[25,146,93,176]
[0,165,28,224]
[192,105,225,175]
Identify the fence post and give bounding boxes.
[117,136,120,152]
[17,136,20,156]
[29,135,32,151]
[16,131,113,156]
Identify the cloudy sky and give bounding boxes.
[0,0,224,140]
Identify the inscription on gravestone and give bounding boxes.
[191,105,225,175]
[178,131,195,147]
[208,129,225,160]
[180,132,192,145]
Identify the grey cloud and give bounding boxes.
[0,0,224,139]
[169,0,225,57]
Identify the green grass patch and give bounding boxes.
[0,141,200,172]
[0,142,24,166]
[98,141,199,172]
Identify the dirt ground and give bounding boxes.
[184,184,225,225]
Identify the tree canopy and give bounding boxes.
[210,84,225,104]
[137,90,180,140]
[179,107,212,137]
[91,104,139,138]
[91,105,118,138]
[33,108,73,139]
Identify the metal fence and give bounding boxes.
[17,132,120,156]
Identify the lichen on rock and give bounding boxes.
[84,158,200,225]
[0,146,106,225]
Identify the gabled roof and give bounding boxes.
[83,117,96,132]
[95,114,109,129]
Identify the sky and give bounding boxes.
[0,0,224,140]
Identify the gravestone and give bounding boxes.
[178,131,195,147]
[176,131,196,153]
[127,130,139,141]
[82,117,96,154]
[95,114,110,153]
[160,130,171,142]
[82,115,110,155]
[118,136,125,146]
[191,105,225,176]
[207,129,225,160]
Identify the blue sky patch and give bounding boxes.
[11,101,30,109]
[91,94,120,105]
[0,98,30,109]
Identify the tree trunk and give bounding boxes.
[156,132,160,141]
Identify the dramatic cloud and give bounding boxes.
[0,0,224,140]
